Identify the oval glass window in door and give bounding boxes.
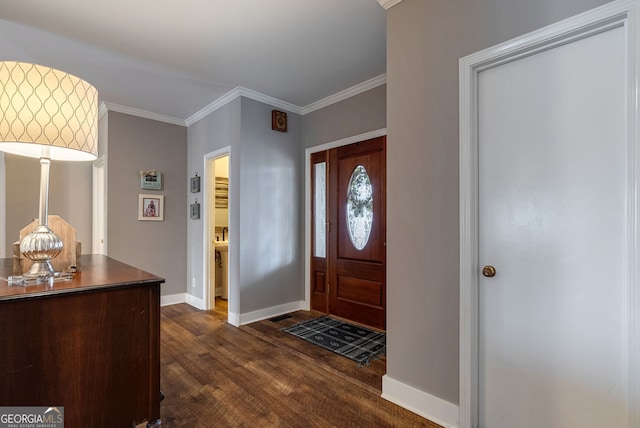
[347,165,373,250]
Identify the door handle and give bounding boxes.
[482,265,496,277]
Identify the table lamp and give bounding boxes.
[0,61,98,284]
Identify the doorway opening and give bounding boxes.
[0,153,5,258]
[204,149,230,320]
[459,3,639,426]
[306,130,387,330]
[92,155,106,255]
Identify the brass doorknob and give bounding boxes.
[482,265,496,277]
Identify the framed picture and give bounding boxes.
[191,175,201,193]
[140,172,162,190]
[139,194,164,221]
[272,109,287,132]
[190,202,200,220]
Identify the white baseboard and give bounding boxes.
[161,293,187,306]
[161,293,206,310]
[228,311,240,327]
[162,293,206,310]
[160,297,303,328]
[238,300,305,326]
[186,293,205,310]
[381,375,459,428]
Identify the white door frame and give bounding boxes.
[202,147,232,313]
[92,155,107,255]
[0,153,5,258]
[459,1,640,427]
[304,128,386,310]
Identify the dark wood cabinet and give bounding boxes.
[0,255,164,427]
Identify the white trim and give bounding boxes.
[306,128,388,154]
[161,293,208,309]
[98,102,108,121]
[236,300,305,326]
[381,375,459,428]
[103,102,186,127]
[304,128,387,311]
[228,311,240,327]
[238,86,302,115]
[91,156,107,255]
[186,86,303,126]
[161,293,187,307]
[377,0,404,10]
[186,77,388,126]
[186,87,243,126]
[459,1,632,73]
[459,1,638,427]
[103,77,387,127]
[459,29,480,428]
[186,293,205,310]
[301,74,387,115]
[628,3,640,426]
[0,153,5,259]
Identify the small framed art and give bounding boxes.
[191,175,201,193]
[190,201,200,220]
[139,194,164,221]
[272,110,287,132]
[140,172,162,190]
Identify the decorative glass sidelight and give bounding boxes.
[347,165,373,250]
[313,162,327,257]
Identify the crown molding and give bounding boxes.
[301,74,386,115]
[102,102,186,126]
[185,86,303,126]
[185,87,242,126]
[107,74,387,126]
[238,87,303,115]
[378,0,404,9]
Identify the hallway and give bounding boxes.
[159,304,440,427]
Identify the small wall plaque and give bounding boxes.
[272,110,287,132]
[190,201,201,220]
[140,171,162,190]
[190,174,200,193]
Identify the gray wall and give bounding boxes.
[106,111,187,296]
[4,154,92,257]
[187,97,304,315]
[385,0,613,405]
[187,98,241,310]
[238,97,304,313]
[302,84,386,148]
[187,87,384,318]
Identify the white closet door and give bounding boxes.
[478,25,628,427]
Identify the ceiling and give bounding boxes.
[0,0,387,123]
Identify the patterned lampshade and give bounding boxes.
[0,61,98,161]
[0,62,98,283]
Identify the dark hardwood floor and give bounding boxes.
[160,301,442,427]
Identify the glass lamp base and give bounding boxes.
[11,224,67,286]
[7,271,73,286]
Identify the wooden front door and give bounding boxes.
[311,136,386,329]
